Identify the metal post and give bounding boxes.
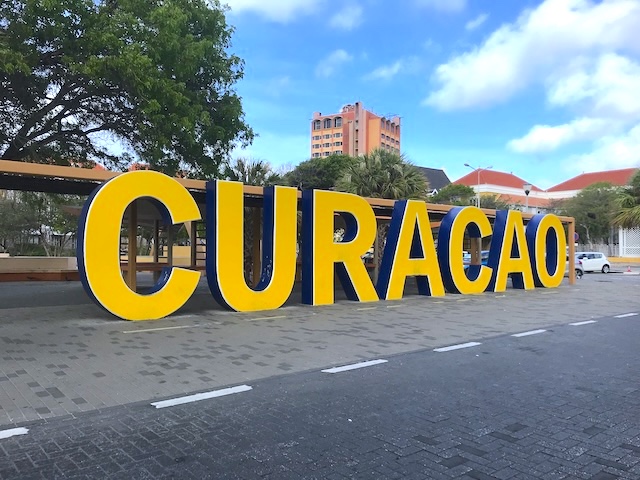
[568,220,576,285]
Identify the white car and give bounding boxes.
[575,251,611,273]
[565,255,584,279]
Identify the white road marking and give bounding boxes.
[434,342,481,352]
[386,305,404,309]
[121,325,199,334]
[151,385,252,409]
[321,359,388,373]
[614,313,639,318]
[570,320,597,326]
[512,329,547,337]
[356,307,378,311]
[0,427,28,439]
[248,315,287,321]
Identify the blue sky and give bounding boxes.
[224,0,640,190]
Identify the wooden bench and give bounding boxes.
[0,270,80,282]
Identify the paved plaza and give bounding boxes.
[1,273,640,478]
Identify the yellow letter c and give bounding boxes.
[77,171,201,321]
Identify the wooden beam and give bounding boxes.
[152,219,160,283]
[167,224,174,266]
[469,237,481,265]
[0,160,576,223]
[126,200,137,291]
[189,221,197,268]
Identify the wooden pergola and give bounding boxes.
[0,159,577,288]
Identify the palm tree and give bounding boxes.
[222,157,283,284]
[335,149,430,280]
[223,157,282,186]
[336,149,429,200]
[613,170,640,228]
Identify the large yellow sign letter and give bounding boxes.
[301,190,378,306]
[77,171,201,321]
[437,206,493,294]
[487,210,535,292]
[376,200,444,300]
[206,181,298,312]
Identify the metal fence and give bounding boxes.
[575,243,619,257]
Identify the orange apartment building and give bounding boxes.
[310,102,400,158]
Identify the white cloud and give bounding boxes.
[547,53,640,119]
[263,76,292,97]
[465,13,488,31]
[424,0,640,110]
[415,0,466,13]
[315,49,353,78]
[363,57,422,81]
[233,131,311,167]
[508,53,640,153]
[567,123,640,172]
[507,117,617,153]
[365,61,403,81]
[222,0,323,22]
[329,4,364,30]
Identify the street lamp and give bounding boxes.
[523,183,532,211]
[464,163,493,208]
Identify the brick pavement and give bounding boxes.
[1,274,639,427]
[1,304,640,479]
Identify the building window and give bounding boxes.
[323,143,331,147]
[324,134,331,139]
[334,133,342,138]
[313,120,321,130]
[334,117,342,127]
[312,144,320,149]
[323,118,332,129]
[313,153,320,158]
[334,141,342,146]
[335,150,342,154]
[313,135,320,140]
[323,152,330,156]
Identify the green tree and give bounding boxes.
[285,154,355,190]
[430,184,475,206]
[479,194,511,210]
[613,170,640,228]
[336,149,428,200]
[0,192,82,255]
[223,157,282,186]
[562,182,619,244]
[0,0,253,177]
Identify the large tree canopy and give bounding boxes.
[0,0,253,177]
[284,154,355,191]
[561,182,619,244]
[429,184,475,206]
[336,149,428,200]
[613,170,640,229]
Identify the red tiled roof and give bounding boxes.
[455,170,543,191]
[547,168,638,192]
[497,194,550,208]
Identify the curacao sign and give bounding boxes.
[77,171,567,321]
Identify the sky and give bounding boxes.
[223,0,640,190]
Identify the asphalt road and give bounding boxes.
[1,278,640,479]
